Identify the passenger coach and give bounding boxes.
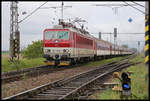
[43,21,133,66]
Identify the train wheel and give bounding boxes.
[70,59,76,66]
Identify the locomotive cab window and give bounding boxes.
[45,31,69,40]
[57,31,69,40]
[45,31,57,40]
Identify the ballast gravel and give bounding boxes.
[2,65,98,98]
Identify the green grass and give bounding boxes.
[129,53,145,63]
[99,53,149,100]
[85,56,128,67]
[2,57,45,72]
[2,54,127,73]
[1,51,9,55]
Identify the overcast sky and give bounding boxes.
[2,1,145,51]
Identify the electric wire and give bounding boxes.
[93,4,136,7]
[18,1,48,23]
[132,1,145,8]
[123,1,145,15]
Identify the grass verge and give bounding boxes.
[2,57,45,72]
[85,55,128,67]
[99,53,149,100]
[2,54,127,73]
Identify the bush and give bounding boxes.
[22,40,43,59]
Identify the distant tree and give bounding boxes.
[130,48,137,52]
[121,44,128,48]
[20,45,27,54]
[22,40,43,58]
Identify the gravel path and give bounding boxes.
[2,65,98,98]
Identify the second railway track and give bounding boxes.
[3,54,140,100]
[1,54,134,84]
[1,65,73,84]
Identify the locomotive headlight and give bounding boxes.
[66,49,69,53]
[63,49,69,53]
[47,49,51,53]
[55,40,59,43]
[63,49,67,52]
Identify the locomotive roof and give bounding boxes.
[46,25,130,51]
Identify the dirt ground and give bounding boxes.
[2,65,99,98]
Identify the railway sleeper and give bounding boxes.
[29,95,60,100]
[3,56,136,100]
[46,88,73,92]
[37,93,66,96]
[42,91,70,95]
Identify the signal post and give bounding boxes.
[145,1,149,82]
[145,1,149,66]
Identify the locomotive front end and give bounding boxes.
[43,29,72,66]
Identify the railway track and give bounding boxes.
[1,60,97,84]
[1,55,133,84]
[1,65,72,84]
[3,54,139,100]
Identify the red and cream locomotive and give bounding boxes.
[43,20,133,66]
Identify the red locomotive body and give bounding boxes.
[43,25,95,66]
[43,21,133,66]
[44,29,72,47]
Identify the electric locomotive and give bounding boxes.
[43,20,95,66]
[43,20,133,66]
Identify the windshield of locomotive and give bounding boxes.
[45,31,69,40]
[57,31,69,39]
[45,31,57,40]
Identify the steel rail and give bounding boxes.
[1,60,93,84]
[2,65,48,77]
[2,54,136,100]
[1,65,69,84]
[1,54,132,84]
[59,63,133,100]
[2,61,121,100]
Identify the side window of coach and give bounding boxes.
[70,32,74,40]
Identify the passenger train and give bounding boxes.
[43,20,133,66]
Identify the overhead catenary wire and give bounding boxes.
[132,1,145,8]
[92,3,137,7]
[92,3,137,10]
[100,32,145,35]
[39,2,72,23]
[123,1,145,15]
[18,1,48,23]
